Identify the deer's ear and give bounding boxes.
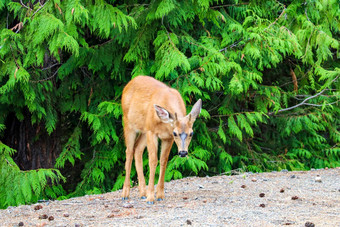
[187,99,202,123]
[154,105,174,123]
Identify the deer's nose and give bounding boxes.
[179,151,188,157]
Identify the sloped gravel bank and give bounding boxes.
[1,168,339,227]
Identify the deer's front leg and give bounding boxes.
[146,132,158,204]
[156,139,174,201]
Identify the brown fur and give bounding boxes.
[121,76,202,203]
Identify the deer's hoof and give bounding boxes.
[141,196,146,199]
[147,201,154,205]
[156,198,164,201]
[122,197,129,200]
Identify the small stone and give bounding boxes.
[203,200,207,203]
[259,193,265,198]
[251,178,257,182]
[186,219,192,225]
[259,204,265,208]
[281,169,288,172]
[18,222,24,226]
[39,214,48,219]
[291,196,299,200]
[315,175,322,183]
[34,205,43,210]
[48,216,54,221]
[325,167,328,170]
[183,197,188,200]
[280,188,285,193]
[241,185,246,188]
[122,203,133,208]
[107,214,115,218]
[305,222,315,227]
[63,214,69,217]
[290,175,296,179]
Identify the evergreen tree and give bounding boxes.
[0,0,339,208]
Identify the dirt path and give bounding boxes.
[1,168,339,226]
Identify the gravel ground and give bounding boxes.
[1,168,339,227]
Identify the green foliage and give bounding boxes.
[0,0,339,209]
[0,142,65,208]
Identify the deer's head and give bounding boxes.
[154,99,202,157]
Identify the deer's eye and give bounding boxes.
[173,132,178,137]
[189,132,193,137]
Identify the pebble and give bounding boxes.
[305,222,315,227]
[122,203,134,208]
[315,175,322,183]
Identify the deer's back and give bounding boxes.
[122,76,186,132]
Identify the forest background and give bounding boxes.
[0,0,339,209]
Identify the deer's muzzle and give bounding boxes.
[179,150,188,157]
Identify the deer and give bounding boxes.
[121,75,202,204]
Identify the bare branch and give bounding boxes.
[30,67,59,83]
[269,76,339,115]
[20,0,31,10]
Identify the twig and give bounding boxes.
[15,0,50,34]
[20,0,31,10]
[31,0,49,18]
[210,3,249,9]
[7,12,9,29]
[303,101,339,107]
[264,5,286,32]
[162,15,176,49]
[9,45,20,69]
[219,39,244,52]
[42,63,61,71]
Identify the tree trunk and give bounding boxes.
[3,109,61,170]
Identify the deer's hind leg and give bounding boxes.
[134,133,147,199]
[122,124,137,200]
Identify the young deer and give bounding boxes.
[121,76,202,204]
